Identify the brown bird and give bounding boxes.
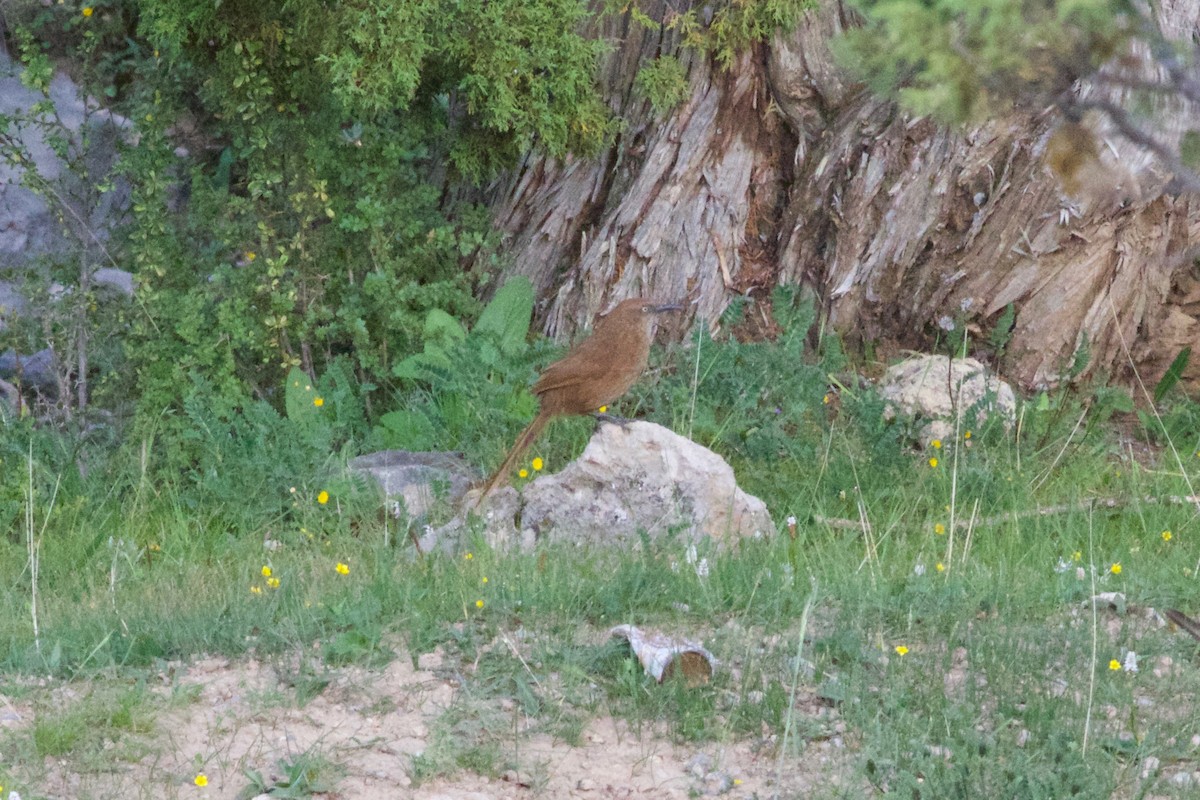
[476,298,682,502]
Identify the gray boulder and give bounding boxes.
[347,450,478,520]
[464,421,772,551]
[881,354,1017,445]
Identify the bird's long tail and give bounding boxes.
[475,411,551,504]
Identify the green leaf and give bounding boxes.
[377,408,437,449]
[284,367,322,423]
[1154,346,1191,405]
[474,277,533,355]
[422,309,467,347]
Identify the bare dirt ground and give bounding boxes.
[1,641,853,800]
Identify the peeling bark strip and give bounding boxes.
[491,0,791,340]
[490,0,1200,392]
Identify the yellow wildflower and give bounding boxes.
[518,469,528,479]
[465,552,473,560]
[532,457,544,471]
[929,457,939,469]
[935,562,945,573]
[934,523,945,535]
[1162,530,1173,542]
[261,565,272,578]
[250,586,262,595]
[194,773,208,787]
[317,490,329,505]
[598,405,607,413]
[335,562,349,575]
[1110,562,1122,575]
[1072,550,1082,562]
[266,577,280,589]
[313,396,324,407]
[931,439,942,449]
[1109,659,1121,671]
[964,431,972,439]
[82,6,93,16]
[475,599,485,609]
[894,645,909,656]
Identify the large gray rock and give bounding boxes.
[881,354,1017,445]
[509,421,772,548]
[347,450,477,520]
[0,347,57,392]
[0,52,132,271]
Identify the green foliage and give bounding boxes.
[837,0,1134,123]
[619,0,816,71]
[378,280,539,456]
[638,287,829,464]
[472,277,535,357]
[1153,346,1191,405]
[240,753,342,799]
[634,56,690,113]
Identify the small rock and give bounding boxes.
[1140,755,1160,779]
[576,778,596,791]
[686,752,713,778]
[1170,771,1197,788]
[347,450,478,521]
[703,770,734,794]
[880,355,1016,445]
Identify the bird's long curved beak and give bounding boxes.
[652,303,684,313]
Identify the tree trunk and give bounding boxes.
[489,0,1200,393]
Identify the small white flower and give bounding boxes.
[1054,557,1071,574]
[1123,651,1139,673]
[914,563,927,576]
[786,515,797,527]
[695,558,710,579]
[685,543,698,565]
